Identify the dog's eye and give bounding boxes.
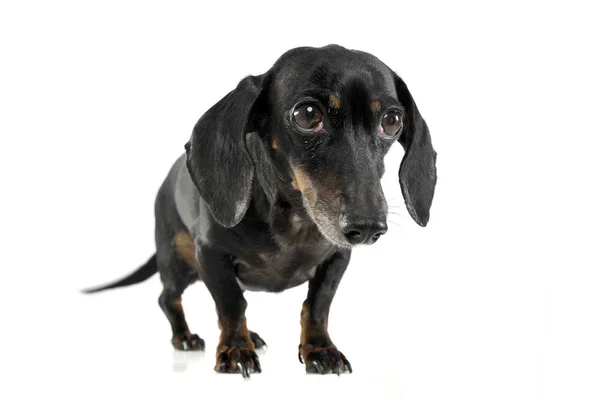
[380,111,403,138]
[293,104,324,133]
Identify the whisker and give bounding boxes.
[387,219,402,228]
[386,211,407,216]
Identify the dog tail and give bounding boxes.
[81,254,158,294]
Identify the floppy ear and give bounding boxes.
[393,73,437,227]
[185,74,267,228]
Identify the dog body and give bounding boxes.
[83,45,437,377]
[166,153,336,293]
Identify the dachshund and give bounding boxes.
[82,44,437,378]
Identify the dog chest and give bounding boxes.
[233,236,335,293]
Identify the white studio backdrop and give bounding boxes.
[0,1,598,398]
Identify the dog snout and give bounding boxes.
[339,213,388,245]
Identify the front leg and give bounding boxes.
[196,245,260,378]
[299,250,353,375]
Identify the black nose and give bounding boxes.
[340,215,388,245]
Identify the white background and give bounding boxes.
[1,1,599,398]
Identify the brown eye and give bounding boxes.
[381,111,403,138]
[293,104,324,132]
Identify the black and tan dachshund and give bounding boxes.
[83,44,437,378]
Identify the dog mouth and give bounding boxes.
[315,224,352,248]
[299,194,388,248]
[292,185,387,248]
[296,196,351,248]
[290,167,353,248]
[309,210,352,249]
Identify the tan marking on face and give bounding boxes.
[291,167,321,213]
[271,136,280,150]
[329,94,341,109]
[291,167,312,195]
[172,232,196,269]
[292,168,347,241]
[317,178,341,207]
[371,100,380,112]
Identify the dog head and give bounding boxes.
[185,45,437,247]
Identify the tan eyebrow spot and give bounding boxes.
[371,100,380,112]
[329,94,341,109]
[272,136,280,150]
